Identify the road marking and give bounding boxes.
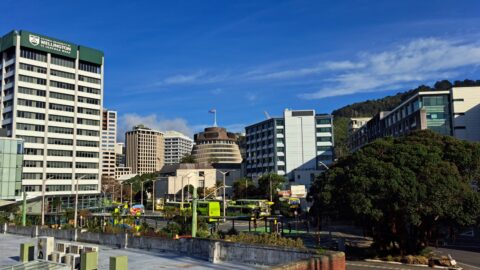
[347,262,416,270]
[458,262,480,270]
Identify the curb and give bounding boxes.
[364,259,454,269]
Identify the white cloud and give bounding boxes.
[300,38,480,99]
[118,113,194,142]
[163,71,205,85]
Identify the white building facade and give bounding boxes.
[245,109,334,187]
[0,30,104,197]
[164,131,193,165]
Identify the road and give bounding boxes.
[348,247,480,270]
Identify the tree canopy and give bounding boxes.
[309,130,480,254]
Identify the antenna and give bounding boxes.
[264,111,271,119]
[209,109,217,127]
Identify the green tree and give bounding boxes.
[180,154,196,163]
[232,178,256,199]
[309,130,480,254]
[257,173,285,201]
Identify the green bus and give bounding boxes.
[197,201,221,222]
[227,199,273,219]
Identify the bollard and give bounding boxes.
[109,256,128,270]
[20,243,35,262]
[80,251,98,270]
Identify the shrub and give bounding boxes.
[224,233,305,249]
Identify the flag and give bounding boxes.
[209,109,216,113]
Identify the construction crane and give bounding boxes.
[264,111,271,119]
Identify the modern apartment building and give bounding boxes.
[125,125,164,174]
[164,131,193,165]
[245,109,334,186]
[191,127,242,164]
[0,129,24,200]
[101,109,117,179]
[348,86,480,151]
[0,30,103,197]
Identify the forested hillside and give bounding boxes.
[332,79,480,157]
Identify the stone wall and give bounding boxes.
[1,224,345,270]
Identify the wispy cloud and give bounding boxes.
[300,38,480,99]
[118,113,194,142]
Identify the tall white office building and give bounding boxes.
[101,109,117,179]
[0,30,103,197]
[245,109,334,187]
[164,131,193,165]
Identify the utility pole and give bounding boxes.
[219,170,231,222]
[191,186,198,237]
[41,177,54,227]
[141,181,144,206]
[74,175,87,229]
[152,179,156,213]
[22,189,27,226]
[269,174,273,202]
[130,183,133,207]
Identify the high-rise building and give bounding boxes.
[164,131,193,165]
[101,109,117,179]
[245,109,334,187]
[348,86,480,151]
[192,127,242,164]
[0,30,103,196]
[125,125,164,174]
[0,129,24,200]
[115,142,126,167]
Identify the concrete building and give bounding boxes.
[348,86,480,151]
[115,142,125,167]
[101,109,117,179]
[164,131,193,165]
[0,129,24,200]
[245,109,334,187]
[155,163,242,200]
[125,125,164,174]
[0,30,103,197]
[191,127,242,164]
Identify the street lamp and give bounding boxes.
[219,170,232,222]
[130,183,133,207]
[41,177,54,226]
[152,179,157,213]
[73,175,87,229]
[318,161,329,170]
[180,172,194,210]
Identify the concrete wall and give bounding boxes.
[1,224,345,270]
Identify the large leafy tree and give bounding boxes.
[232,178,257,199]
[309,130,480,254]
[257,173,285,201]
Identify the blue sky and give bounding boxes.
[3,0,480,139]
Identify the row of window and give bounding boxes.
[20,48,101,73]
[22,173,99,180]
[79,75,101,85]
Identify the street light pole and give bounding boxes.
[141,181,144,206]
[130,183,133,207]
[152,179,156,213]
[74,175,87,229]
[219,170,231,222]
[41,177,53,226]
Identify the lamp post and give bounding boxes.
[73,175,87,229]
[152,179,156,213]
[141,181,144,207]
[180,172,194,210]
[318,161,329,170]
[130,183,133,207]
[219,170,231,222]
[41,177,54,226]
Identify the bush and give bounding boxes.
[224,233,305,249]
[162,222,181,236]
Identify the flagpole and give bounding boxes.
[214,110,217,127]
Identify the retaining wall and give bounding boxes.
[1,223,345,270]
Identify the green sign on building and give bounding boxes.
[19,30,78,58]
